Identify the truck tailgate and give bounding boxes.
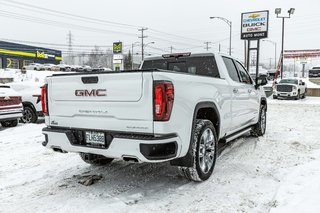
[47,72,154,133]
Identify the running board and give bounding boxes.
[225,127,252,143]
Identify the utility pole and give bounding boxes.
[67,31,74,65]
[269,58,272,69]
[204,42,212,51]
[138,28,148,61]
[169,46,174,53]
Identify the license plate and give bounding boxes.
[85,131,105,146]
[280,93,288,96]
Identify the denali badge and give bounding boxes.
[75,89,107,97]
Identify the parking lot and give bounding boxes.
[1,97,320,213]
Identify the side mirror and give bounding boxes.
[302,82,305,86]
[256,76,268,89]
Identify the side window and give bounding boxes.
[235,61,252,84]
[222,57,240,82]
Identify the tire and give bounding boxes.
[179,119,218,182]
[251,104,267,137]
[1,119,18,128]
[295,91,300,100]
[302,91,306,99]
[21,106,38,123]
[80,153,114,166]
[273,95,277,99]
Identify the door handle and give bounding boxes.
[233,88,239,94]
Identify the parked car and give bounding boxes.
[92,66,112,72]
[43,64,60,71]
[273,78,307,100]
[42,52,268,182]
[82,65,92,72]
[58,64,72,72]
[70,65,83,72]
[308,67,320,78]
[0,84,23,127]
[23,63,44,71]
[8,82,42,123]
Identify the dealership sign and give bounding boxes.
[241,10,269,40]
[113,42,122,54]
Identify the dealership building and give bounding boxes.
[0,41,62,69]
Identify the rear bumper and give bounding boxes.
[0,111,23,121]
[42,127,182,163]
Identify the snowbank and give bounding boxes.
[0,69,64,84]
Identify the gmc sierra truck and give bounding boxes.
[42,52,268,182]
[273,78,307,100]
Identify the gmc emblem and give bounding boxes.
[75,89,107,97]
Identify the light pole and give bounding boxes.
[143,42,155,59]
[262,40,277,69]
[210,16,232,56]
[275,8,295,79]
[131,42,140,69]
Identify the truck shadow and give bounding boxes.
[56,135,258,200]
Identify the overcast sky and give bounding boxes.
[1,0,320,67]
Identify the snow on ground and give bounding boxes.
[1,98,320,213]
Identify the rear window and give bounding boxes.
[141,56,220,78]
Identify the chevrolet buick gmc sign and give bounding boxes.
[241,10,269,40]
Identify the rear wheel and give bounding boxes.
[251,105,267,137]
[1,119,18,128]
[179,119,217,182]
[80,153,114,166]
[21,106,38,123]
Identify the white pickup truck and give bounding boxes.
[42,52,268,182]
[273,78,307,100]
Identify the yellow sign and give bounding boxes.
[37,51,45,58]
[249,14,260,18]
[55,56,62,61]
[113,42,122,54]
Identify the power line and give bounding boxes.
[0,38,129,48]
[0,10,138,37]
[0,0,141,29]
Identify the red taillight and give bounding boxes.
[41,85,48,115]
[154,81,174,121]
